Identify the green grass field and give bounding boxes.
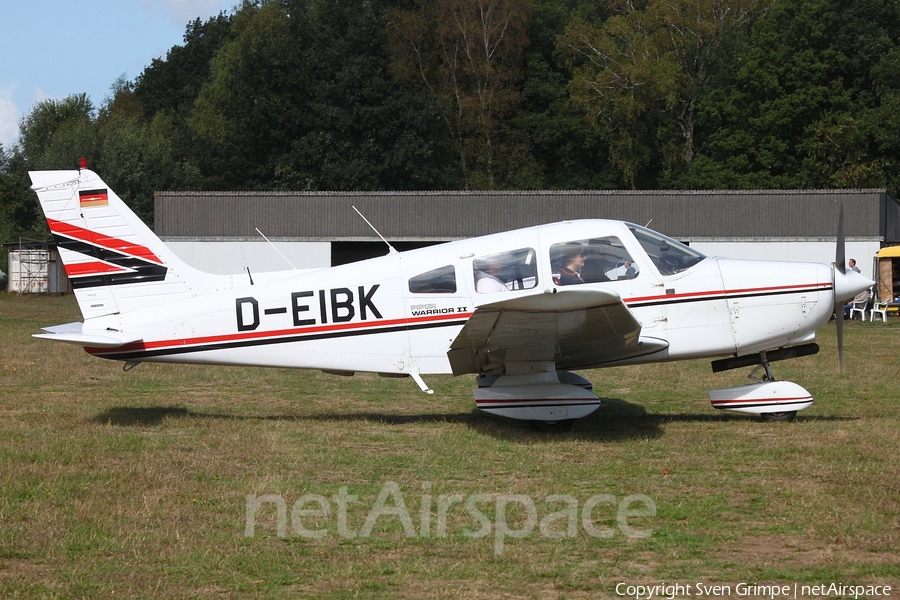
[1,293,898,598]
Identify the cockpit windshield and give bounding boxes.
[626,223,706,276]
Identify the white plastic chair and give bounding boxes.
[849,299,868,320]
[870,299,890,322]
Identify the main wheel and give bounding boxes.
[528,419,575,432]
[761,411,797,422]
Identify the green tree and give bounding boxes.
[133,12,233,122]
[132,10,233,187]
[188,1,292,187]
[1,96,93,249]
[561,0,764,186]
[277,0,454,190]
[95,82,203,224]
[189,0,452,190]
[0,144,47,251]
[517,0,621,189]
[6,94,98,244]
[389,0,534,189]
[17,94,98,170]
[693,0,900,193]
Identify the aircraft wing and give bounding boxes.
[447,288,667,376]
[34,322,142,348]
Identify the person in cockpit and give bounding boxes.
[475,258,509,293]
[556,242,585,285]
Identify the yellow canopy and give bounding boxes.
[877,246,900,258]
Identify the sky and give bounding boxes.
[0,0,237,149]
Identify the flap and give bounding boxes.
[448,288,666,376]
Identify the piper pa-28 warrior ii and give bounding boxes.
[30,167,873,428]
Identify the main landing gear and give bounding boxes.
[527,419,576,433]
[473,369,599,430]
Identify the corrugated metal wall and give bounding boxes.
[155,189,897,241]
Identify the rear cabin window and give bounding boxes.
[409,265,457,294]
[550,237,638,286]
[473,248,538,293]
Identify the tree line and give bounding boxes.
[2,0,900,251]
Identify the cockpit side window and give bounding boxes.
[550,237,638,285]
[409,265,457,294]
[627,223,705,276]
[473,248,538,293]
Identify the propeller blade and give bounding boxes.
[835,202,845,371]
[835,298,844,372]
[835,203,846,275]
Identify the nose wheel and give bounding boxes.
[748,353,797,422]
[708,350,811,420]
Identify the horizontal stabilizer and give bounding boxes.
[34,322,142,348]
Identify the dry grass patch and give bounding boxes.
[1,293,898,597]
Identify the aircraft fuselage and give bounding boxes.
[81,220,834,377]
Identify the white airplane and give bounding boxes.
[29,168,873,429]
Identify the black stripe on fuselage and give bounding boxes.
[91,318,470,361]
[90,284,826,361]
[626,285,829,308]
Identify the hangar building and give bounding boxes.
[155,188,900,282]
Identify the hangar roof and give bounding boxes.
[154,189,900,242]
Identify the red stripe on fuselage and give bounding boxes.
[626,282,831,305]
[86,311,473,356]
[47,218,163,265]
[83,281,831,357]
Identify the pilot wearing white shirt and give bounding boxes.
[475,260,508,293]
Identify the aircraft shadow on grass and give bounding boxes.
[90,400,658,442]
[91,397,856,443]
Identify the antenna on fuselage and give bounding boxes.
[352,205,397,254]
[645,219,653,228]
[239,246,254,285]
[255,227,297,270]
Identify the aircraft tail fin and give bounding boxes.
[29,168,224,320]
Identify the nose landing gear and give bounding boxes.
[708,350,813,421]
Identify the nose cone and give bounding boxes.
[833,267,874,302]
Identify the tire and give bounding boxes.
[761,411,797,422]
[528,419,575,433]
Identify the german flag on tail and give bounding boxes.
[79,188,108,208]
